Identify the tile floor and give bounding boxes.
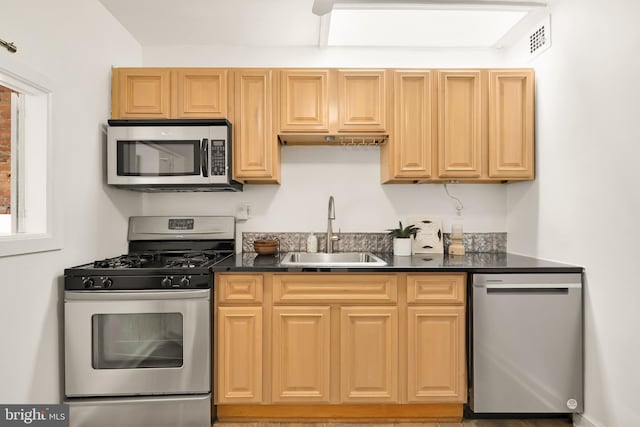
[214,420,573,427]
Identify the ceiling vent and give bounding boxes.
[529,14,551,59]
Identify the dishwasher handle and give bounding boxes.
[485,287,569,295]
[478,281,581,288]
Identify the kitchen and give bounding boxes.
[0,1,638,427]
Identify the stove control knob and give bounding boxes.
[82,278,94,289]
[102,278,113,289]
[161,277,173,288]
[180,276,191,288]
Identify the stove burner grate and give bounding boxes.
[93,255,152,269]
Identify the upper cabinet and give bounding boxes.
[279,69,330,133]
[230,69,280,183]
[112,68,172,119]
[174,68,227,118]
[437,70,483,179]
[278,69,388,142]
[488,70,534,179]
[337,69,387,132]
[381,68,534,183]
[112,67,533,185]
[381,70,436,182]
[111,68,227,119]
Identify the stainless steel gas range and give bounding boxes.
[63,216,235,427]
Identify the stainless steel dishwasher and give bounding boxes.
[471,273,583,414]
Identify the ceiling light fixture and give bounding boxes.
[313,0,548,48]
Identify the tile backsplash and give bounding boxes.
[243,232,506,254]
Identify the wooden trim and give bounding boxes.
[216,403,463,422]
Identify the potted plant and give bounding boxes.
[387,221,419,256]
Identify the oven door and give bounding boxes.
[64,289,210,397]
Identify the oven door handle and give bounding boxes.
[64,289,210,301]
[201,138,209,177]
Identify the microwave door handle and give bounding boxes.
[201,138,209,177]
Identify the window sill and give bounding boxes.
[0,233,63,258]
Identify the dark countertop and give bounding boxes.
[212,252,583,274]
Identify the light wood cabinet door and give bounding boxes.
[272,306,331,403]
[387,70,435,180]
[337,70,387,132]
[407,273,466,305]
[340,307,398,403]
[407,306,466,403]
[280,70,330,132]
[112,68,171,119]
[218,274,263,304]
[272,274,397,304]
[233,69,280,182]
[488,70,534,179]
[437,70,482,178]
[175,68,227,118]
[217,306,263,403]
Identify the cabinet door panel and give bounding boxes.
[338,70,386,132]
[340,307,398,403]
[233,69,279,182]
[217,307,262,403]
[272,306,331,403]
[114,69,171,118]
[407,306,466,403]
[176,69,227,118]
[437,71,482,178]
[218,274,263,304]
[392,70,434,179]
[407,273,466,305]
[272,274,397,303]
[488,70,534,179]
[280,70,329,132]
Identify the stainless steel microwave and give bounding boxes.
[107,119,242,192]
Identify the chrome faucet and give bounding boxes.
[326,195,339,253]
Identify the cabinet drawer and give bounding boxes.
[407,274,466,304]
[218,274,263,304]
[273,274,397,303]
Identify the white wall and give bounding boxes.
[504,0,640,425]
[143,146,507,244]
[0,1,142,403]
[142,46,508,241]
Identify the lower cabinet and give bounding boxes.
[215,272,466,421]
[407,305,466,402]
[340,306,398,403]
[272,306,331,403]
[216,306,263,403]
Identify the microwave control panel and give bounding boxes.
[211,140,226,176]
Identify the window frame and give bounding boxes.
[0,63,62,257]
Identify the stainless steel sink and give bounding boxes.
[280,251,387,267]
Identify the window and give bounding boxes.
[0,85,14,233]
[0,65,61,257]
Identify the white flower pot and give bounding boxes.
[393,238,412,256]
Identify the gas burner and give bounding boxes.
[164,254,211,268]
[93,255,151,269]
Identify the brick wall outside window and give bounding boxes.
[0,85,12,215]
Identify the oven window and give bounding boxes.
[117,140,200,176]
[92,313,183,369]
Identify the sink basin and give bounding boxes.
[280,252,387,267]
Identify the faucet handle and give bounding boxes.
[331,228,341,241]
